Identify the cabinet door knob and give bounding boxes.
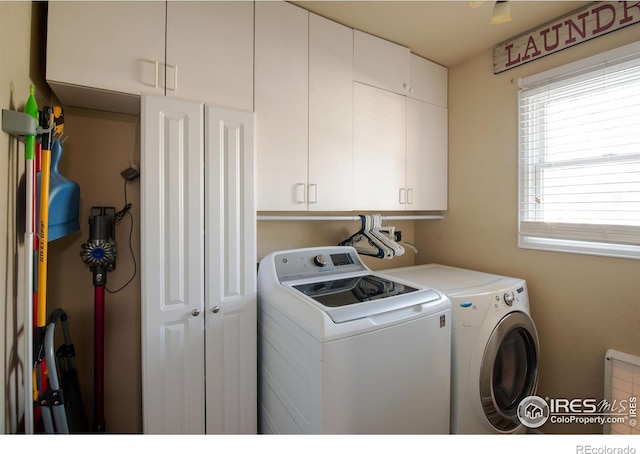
[211,306,220,314]
[191,309,201,317]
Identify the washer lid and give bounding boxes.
[382,264,512,294]
[291,274,442,323]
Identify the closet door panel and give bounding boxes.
[141,94,205,434]
[204,106,257,434]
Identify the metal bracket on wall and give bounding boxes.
[2,109,37,140]
[2,109,55,142]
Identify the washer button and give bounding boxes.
[314,254,329,267]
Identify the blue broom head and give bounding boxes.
[37,139,81,242]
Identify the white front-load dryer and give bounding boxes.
[382,264,540,434]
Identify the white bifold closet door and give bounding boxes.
[141,94,256,434]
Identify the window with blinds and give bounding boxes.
[518,42,640,259]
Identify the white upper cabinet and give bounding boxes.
[254,1,309,211]
[255,5,355,212]
[353,30,411,96]
[47,1,165,113]
[308,14,354,211]
[353,83,448,211]
[353,83,407,211]
[406,98,448,211]
[47,1,253,114]
[48,1,448,212]
[409,54,448,108]
[165,1,254,111]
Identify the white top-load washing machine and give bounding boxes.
[257,246,452,434]
[382,264,540,434]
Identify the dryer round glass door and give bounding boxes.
[479,311,539,432]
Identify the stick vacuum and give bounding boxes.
[80,207,117,433]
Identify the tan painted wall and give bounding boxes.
[415,26,640,434]
[258,215,418,271]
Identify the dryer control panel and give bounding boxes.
[275,246,367,282]
[491,283,528,314]
[450,281,528,329]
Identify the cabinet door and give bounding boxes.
[47,1,165,109]
[141,94,205,434]
[308,14,353,211]
[204,106,257,434]
[406,98,448,210]
[409,54,448,108]
[166,1,254,111]
[353,30,411,96]
[353,83,407,211]
[255,1,309,211]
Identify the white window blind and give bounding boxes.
[518,43,640,259]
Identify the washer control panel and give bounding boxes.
[275,247,367,282]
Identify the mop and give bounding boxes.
[35,106,56,354]
[33,106,85,433]
[24,85,37,434]
[34,106,57,433]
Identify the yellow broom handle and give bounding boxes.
[37,147,51,328]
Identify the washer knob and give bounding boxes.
[314,254,329,267]
[504,293,515,306]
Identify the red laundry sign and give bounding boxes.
[493,1,640,74]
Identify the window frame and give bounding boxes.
[517,41,640,260]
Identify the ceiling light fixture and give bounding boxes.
[489,0,512,24]
[469,1,512,24]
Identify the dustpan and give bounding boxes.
[37,139,80,241]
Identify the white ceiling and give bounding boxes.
[290,1,593,67]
